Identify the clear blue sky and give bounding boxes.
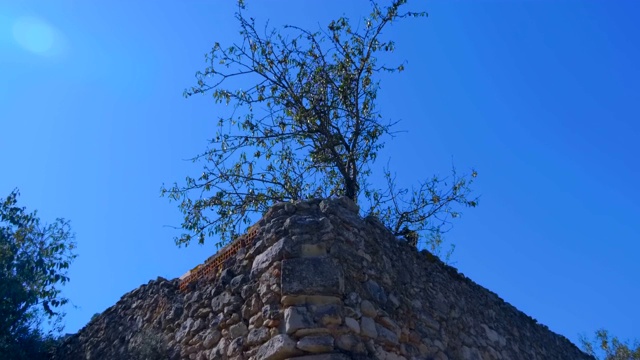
[1,0,638,348]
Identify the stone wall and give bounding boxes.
[55,197,593,360]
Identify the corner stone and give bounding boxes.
[282,257,344,296]
[296,335,335,353]
[251,238,287,278]
[256,334,303,360]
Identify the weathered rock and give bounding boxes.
[296,335,335,353]
[175,318,195,344]
[311,303,342,326]
[376,323,400,346]
[227,336,243,357]
[246,327,270,346]
[361,316,378,339]
[281,257,344,296]
[256,334,303,360]
[364,280,387,305]
[336,333,365,353]
[228,321,248,339]
[360,299,377,318]
[202,329,221,349]
[211,292,233,313]
[344,317,360,334]
[251,238,288,278]
[285,306,315,334]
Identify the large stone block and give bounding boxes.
[251,238,290,278]
[296,335,335,353]
[256,334,303,360]
[282,257,344,296]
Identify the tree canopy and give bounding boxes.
[580,329,640,360]
[0,189,76,359]
[162,0,478,256]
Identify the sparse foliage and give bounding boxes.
[580,329,640,360]
[0,189,77,359]
[162,0,478,254]
[364,164,477,259]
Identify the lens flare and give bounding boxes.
[12,16,65,57]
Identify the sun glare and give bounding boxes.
[12,16,66,57]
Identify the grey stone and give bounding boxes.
[305,295,342,306]
[310,303,342,327]
[372,345,405,360]
[364,280,387,305]
[300,243,327,257]
[251,238,287,278]
[388,293,401,309]
[229,274,245,292]
[461,345,483,360]
[202,330,221,349]
[343,306,360,319]
[284,203,296,214]
[285,306,314,334]
[296,335,335,353]
[211,292,233,313]
[319,196,359,214]
[344,317,360,334]
[284,215,330,235]
[190,318,205,334]
[247,327,270,346]
[175,318,195,344]
[282,257,344,296]
[378,317,400,335]
[210,313,224,329]
[227,336,243,357]
[228,321,248,338]
[249,312,264,328]
[166,304,183,322]
[360,300,377,318]
[481,324,507,347]
[423,314,440,331]
[262,304,280,320]
[360,316,378,339]
[256,334,303,360]
[209,337,228,360]
[376,323,399,346]
[241,295,262,320]
[336,333,366,353]
[194,307,211,319]
[219,268,235,286]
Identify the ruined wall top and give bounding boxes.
[55,197,593,360]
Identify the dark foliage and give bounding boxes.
[0,189,76,359]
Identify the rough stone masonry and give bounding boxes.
[54,197,594,360]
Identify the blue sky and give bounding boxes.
[1,0,638,348]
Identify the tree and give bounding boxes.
[0,189,77,359]
[580,329,640,360]
[162,0,478,256]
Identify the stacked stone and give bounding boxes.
[55,196,594,360]
[53,277,179,359]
